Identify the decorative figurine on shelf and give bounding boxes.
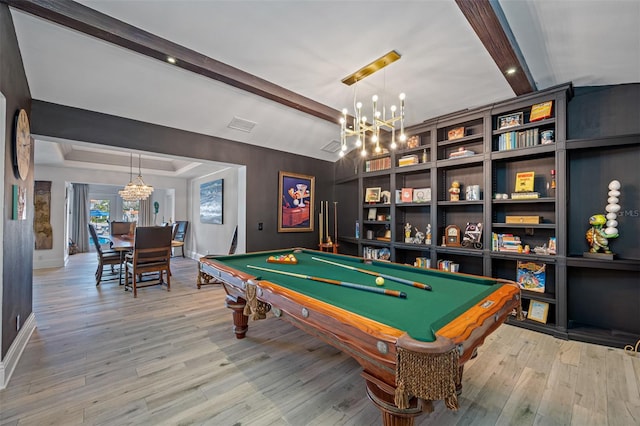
[414,227,425,244]
[461,222,483,249]
[404,223,412,243]
[449,181,461,201]
[425,224,432,245]
[586,214,617,254]
[585,180,621,258]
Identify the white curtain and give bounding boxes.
[71,183,90,252]
[138,197,153,226]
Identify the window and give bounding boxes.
[122,200,140,223]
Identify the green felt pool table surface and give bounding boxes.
[208,248,502,342]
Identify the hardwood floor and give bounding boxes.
[1,253,638,425]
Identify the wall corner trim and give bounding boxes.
[0,313,36,390]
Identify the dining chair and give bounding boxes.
[88,223,122,286]
[110,221,134,236]
[124,226,172,297]
[171,221,189,257]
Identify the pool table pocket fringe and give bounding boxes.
[395,346,460,410]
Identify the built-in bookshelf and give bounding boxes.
[334,82,640,348]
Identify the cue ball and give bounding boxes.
[375,277,385,286]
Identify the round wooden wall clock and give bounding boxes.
[12,108,31,180]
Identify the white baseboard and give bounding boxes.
[0,313,36,389]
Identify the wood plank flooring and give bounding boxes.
[0,253,638,425]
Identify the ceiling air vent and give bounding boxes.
[227,116,257,133]
[322,140,342,153]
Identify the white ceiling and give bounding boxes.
[10,0,640,174]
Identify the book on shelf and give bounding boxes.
[515,171,535,192]
[497,128,540,151]
[492,233,523,252]
[398,154,419,167]
[401,188,413,203]
[516,261,546,292]
[448,147,475,158]
[364,156,391,172]
[510,192,540,199]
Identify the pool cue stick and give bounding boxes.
[333,201,338,247]
[319,202,323,245]
[247,265,407,299]
[311,256,432,291]
[325,201,329,243]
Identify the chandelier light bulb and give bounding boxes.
[339,151,345,157]
[399,93,406,101]
[399,133,407,142]
[356,102,363,109]
[390,141,397,149]
[372,95,378,102]
[375,145,381,153]
[356,138,362,147]
[391,105,397,112]
[372,134,378,143]
[360,150,367,157]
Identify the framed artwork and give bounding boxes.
[498,112,523,130]
[278,171,314,232]
[200,179,223,224]
[12,184,26,220]
[364,187,381,203]
[527,300,550,323]
[413,187,431,202]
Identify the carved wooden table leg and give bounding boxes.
[225,295,249,339]
[362,371,426,426]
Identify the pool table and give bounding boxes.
[199,248,521,426]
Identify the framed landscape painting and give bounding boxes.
[278,171,314,232]
[200,179,223,224]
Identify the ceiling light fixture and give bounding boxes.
[339,50,406,158]
[506,67,517,75]
[167,56,176,64]
[118,153,154,201]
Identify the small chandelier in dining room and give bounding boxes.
[118,153,154,201]
[339,50,406,157]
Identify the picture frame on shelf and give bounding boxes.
[401,188,413,203]
[278,171,315,233]
[406,135,420,149]
[367,207,377,221]
[527,300,550,323]
[529,101,553,122]
[498,112,523,130]
[364,187,381,203]
[447,126,465,140]
[412,188,431,202]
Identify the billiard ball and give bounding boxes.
[375,277,384,286]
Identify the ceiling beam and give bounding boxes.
[3,0,342,124]
[455,0,536,95]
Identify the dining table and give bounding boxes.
[110,235,134,285]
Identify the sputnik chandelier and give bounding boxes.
[119,153,154,201]
[339,50,406,157]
